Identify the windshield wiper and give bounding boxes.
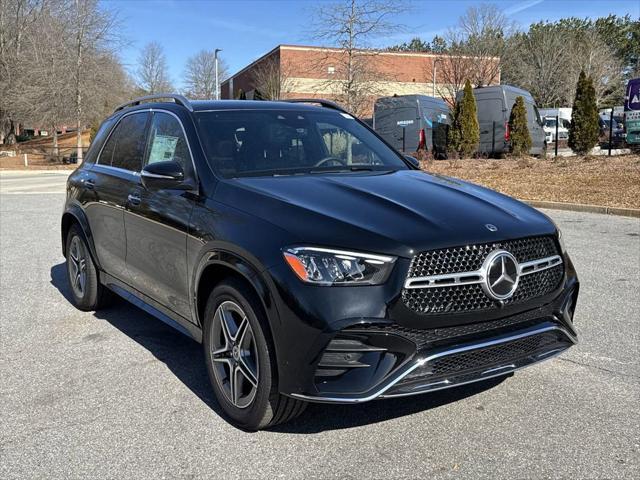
[309,166,386,174]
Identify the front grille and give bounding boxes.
[403,236,563,315]
[400,331,564,385]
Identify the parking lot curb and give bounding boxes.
[523,199,640,218]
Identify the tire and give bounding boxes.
[203,278,306,430]
[65,224,113,311]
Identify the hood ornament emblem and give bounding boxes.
[485,224,498,232]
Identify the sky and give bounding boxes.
[103,0,640,90]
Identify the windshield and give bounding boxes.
[195,109,409,178]
[544,118,557,128]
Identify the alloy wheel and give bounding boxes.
[210,300,260,409]
[68,236,87,298]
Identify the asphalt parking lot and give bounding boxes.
[1,171,639,479]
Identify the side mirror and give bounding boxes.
[141,160,186,190]
[404,154,420,169]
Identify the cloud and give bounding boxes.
[504,0,545,16]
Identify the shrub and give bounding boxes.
[448,79,479,158]
[568,70,599,154]
[509,96,532,156]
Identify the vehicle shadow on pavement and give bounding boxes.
[50,263,225,418]
[51,262,508,433]
[271,376,507,434]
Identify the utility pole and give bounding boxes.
[214,48,222,100]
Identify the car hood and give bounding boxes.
[216,170,556,258]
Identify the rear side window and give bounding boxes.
[99,112,149,171]
[146,112,193,176]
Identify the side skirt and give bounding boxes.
[101,272,203,343]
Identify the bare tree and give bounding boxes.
[136,41,173,95]
[571,33,623,105]
[311,0,404,116]
[455,4,514,86]
[0,0,47,144]
[501,28,569,107]
[1,0,131,162]
[182,49,228,100]
[251,56,292,100]
[435,3,511,107]
[67,0,123,162]
[502,23,623,107]
[433,54,477,108]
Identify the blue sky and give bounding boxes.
[104,0,640,89]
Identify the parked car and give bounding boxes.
[62,94,579,430]
[373,95,449,158]
[598,116,626,148]
[460,85,546,156]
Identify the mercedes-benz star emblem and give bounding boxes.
[482,250,519,301]
[485,224,498,232]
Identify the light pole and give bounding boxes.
[214,48,222,100]
[432,58,440,97]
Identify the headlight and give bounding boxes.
[557,226,566,254]
[548,217,566,254]
[283,246,396,285]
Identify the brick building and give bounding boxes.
[220,44,500,117]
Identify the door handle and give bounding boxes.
[85,178,95,190]
[127,193,141,206]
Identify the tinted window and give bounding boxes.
[195,109,408,178]
[85,116,117,164]
[146,112,192,175]
[100,112,149,171]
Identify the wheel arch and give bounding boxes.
[61,206,100,270]
[193,249,280,335]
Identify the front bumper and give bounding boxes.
[266,250,579,404]
[291,320,576,403]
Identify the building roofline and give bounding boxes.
[221,43,500,86]
[221,45,282,86]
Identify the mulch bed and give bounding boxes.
[422,154,640,209]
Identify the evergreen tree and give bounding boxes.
[509,96,532,156]
[568,71,599,154]
[447,100,462,154]
[448,79,479,157]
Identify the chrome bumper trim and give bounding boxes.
[290,322,576,404]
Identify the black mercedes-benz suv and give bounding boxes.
[61,94,579,430]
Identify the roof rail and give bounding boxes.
[282,98,351,115]
[113,93,193,113]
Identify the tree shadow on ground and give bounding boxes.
[51,262,508,434]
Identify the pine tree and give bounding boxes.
[568,71,600,154]
[509,96,532,156]
[448,79,480,157]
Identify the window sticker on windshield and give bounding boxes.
[340,113,354,119]
[149,134,178,162]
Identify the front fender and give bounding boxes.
[191,242,281,329]
[61,203,100,270]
